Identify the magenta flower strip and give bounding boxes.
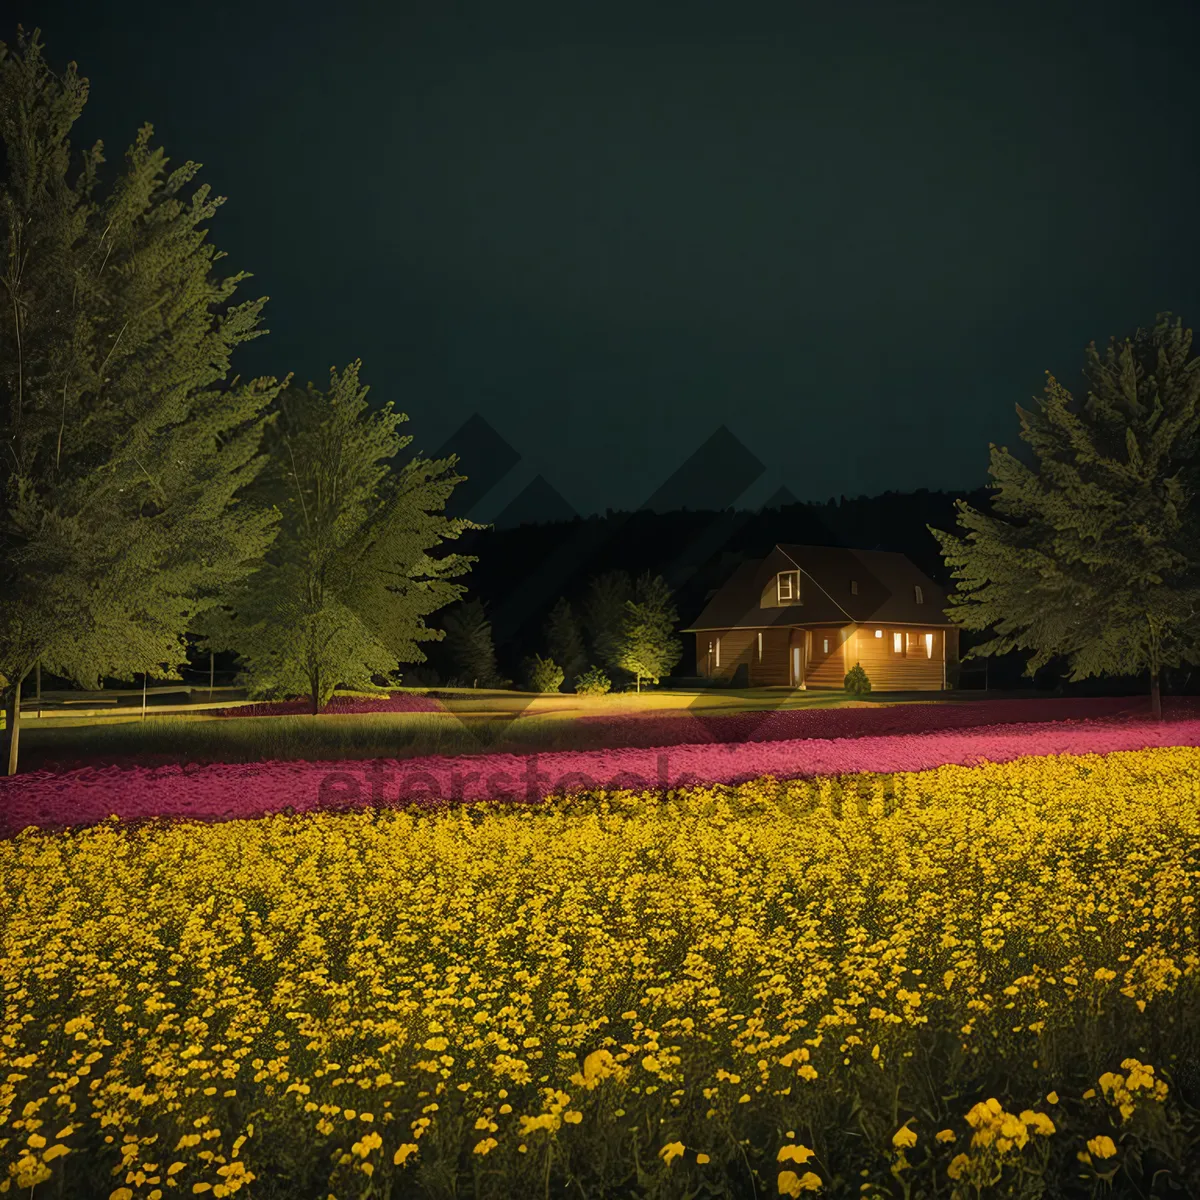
[3,705,1198,838]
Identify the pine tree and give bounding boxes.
[929,314,1200,718]
[0,32,281,772]
[616,572,682,691]
[522,653,564,693]
[441,598,502,688]
[581,569,633,675]
[544,597,586,685]
[198,363,475,712]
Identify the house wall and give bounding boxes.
[749,627,792,686]
[695,629,758,683]
[695,623,957,690]
[845,625,948,691]
[804,627,853,688]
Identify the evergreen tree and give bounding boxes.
[581,569,633,675]
[929,314,1200,718]
[0,33,281,772]
[441,598,502,688]
[521,653,564,693]
[544,597,586,685]
[616,572,682,691]
[198,363,474,712]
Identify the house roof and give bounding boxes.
[682,543,953,631]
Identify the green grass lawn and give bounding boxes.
[9,684,1088,772]
[6,686,904,770]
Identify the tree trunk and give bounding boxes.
[310,666,321,715]
[3,671,26,776]
[1150,668,1162,720]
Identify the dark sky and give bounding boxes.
[10,0,1200,519]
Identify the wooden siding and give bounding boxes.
[695,629,758,682]
[804,627,852,688]
[749,627,792,686]
[848,625,947,691]
[696,623,955,691]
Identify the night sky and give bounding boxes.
[10,0,1200,520]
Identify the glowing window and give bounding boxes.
[914,585,924,604]
[777,572,800,604]
[823,637,829,653]
[925,632,934,658]
[715,637,721,667]
[874,629,883,638]
[893,632,903,654]
[757,631,763,661]
[851,580,858,594]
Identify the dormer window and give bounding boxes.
[776,571,801,604]
[850,580,858,595]
[914,585,924,604]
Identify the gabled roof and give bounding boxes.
[682,543,952,631]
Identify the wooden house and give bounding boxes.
[682,544,958,691]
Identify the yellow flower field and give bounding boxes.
[2,746,1199,1197]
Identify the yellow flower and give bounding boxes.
[947,1153,971,1180]
[659,1141,685,1165]
[892,1124,917,1150]
[1087,1135,1117,1160]
[777,1169,823,1195]
[1046,1092,1059,1105]
[935,1129,957,1144]
[472,1138,498,1156]
[778,1144,816,1164]
[1021,1111,1056,1137]
[696,1153,710,1164]
[393,1143,419,1166]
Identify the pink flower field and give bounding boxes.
[3,702,1199,838]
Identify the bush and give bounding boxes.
[574,665,612,695]
[522,655,565,693]
[844,661,872,695]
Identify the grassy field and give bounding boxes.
[8,688,887,770]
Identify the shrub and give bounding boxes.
[574,665,612,695]
[523,654,565,693]
[844,661,872,695]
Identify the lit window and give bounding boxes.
[925,632,933,659]
[715,637,721,667]
[823,637,829,653]
[874,629,883,638]
[851,580,858,595]
[777,571,800,603]
[757,631,763,661]
[914,585,924,604]
[893,632,903,654]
